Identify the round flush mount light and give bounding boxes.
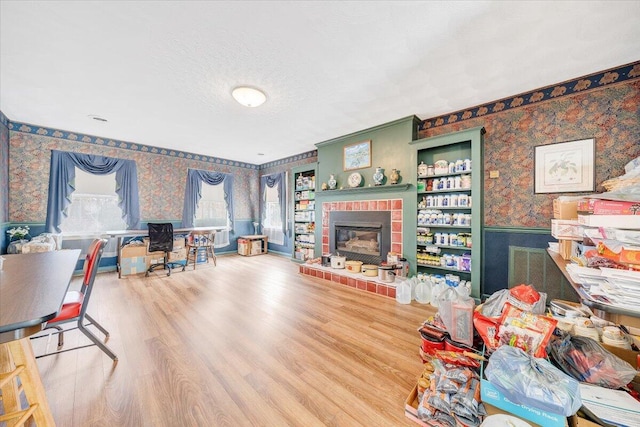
[232,86,266,107]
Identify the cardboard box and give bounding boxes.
[145,254,166,269]
[551,219,584,240]
[250,240,265,255]
[120,256,147,276]
[405,382,604,427]
[480,376,566,427]
[173,236,185,250]
[578,214,640,228]
[168,248,187,261]
[237,239,249,256]
[578,199,640,216]
[121,243,147,258]
[601,342,640,370]
[554,198,580,220]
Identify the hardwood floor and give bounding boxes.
[33,254,435,426]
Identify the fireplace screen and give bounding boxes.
[329,211,391,265]
[335,226,381,256]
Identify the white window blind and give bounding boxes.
[195,183,230,247]
[263,184,284,245]
[60,168,126,234]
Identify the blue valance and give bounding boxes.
[260,172,287,234]
[45,150,141,232]
[182,169,234,230]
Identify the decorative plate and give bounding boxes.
[348,172,362,188]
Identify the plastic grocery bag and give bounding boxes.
[549,333,638,389]
[485,346,581,417]
[438,287,475,346]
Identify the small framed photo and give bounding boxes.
[343,140,371,171]
[534,138,595,194]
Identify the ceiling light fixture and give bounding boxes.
[232,86,266,107]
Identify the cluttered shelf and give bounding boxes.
[548,248,640,329]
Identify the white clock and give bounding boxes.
[348,172,362,188]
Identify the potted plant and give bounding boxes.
[6,225,31,254]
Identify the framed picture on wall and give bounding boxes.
[534,138,595,193]
[343,140,372,171]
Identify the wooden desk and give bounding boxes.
[0,249,81,426]
[238,235,268,256]
[103,226,220,278]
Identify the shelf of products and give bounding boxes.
[292,165,317,262]
[410,127,484,298]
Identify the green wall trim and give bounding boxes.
[315,115,419,148]
[485,226,550,234]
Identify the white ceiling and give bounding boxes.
[1,1,639,165]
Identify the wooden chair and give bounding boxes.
[31,238,118,361]
[186,231,216,270]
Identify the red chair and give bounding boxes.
[32,238,118,361]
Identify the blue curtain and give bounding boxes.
[260,172,287,234]
[45,150,141,232]
[182,169,234,230]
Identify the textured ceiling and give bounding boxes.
[1,1,639,164]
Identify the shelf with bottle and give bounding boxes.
[417,211,472,228]
[418,243,473,251]
[418,158,472,177]
[419,194,471,207]
[416,250,472,273]
[417,229,472,248]
[295,199,315,211]
[294,189,315,201]
[417,170,473,180]
[294,210,315,223]
[295,242,315,249]
[417,177,471,192]
[416,263,472,274]
[411,127,484,297]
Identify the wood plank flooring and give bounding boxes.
[33,254,436,426]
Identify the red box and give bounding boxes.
[577,199,640,215]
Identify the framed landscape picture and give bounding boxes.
[534,138,595,194]
[343,140,371,171]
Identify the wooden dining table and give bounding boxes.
[0,249,81,426]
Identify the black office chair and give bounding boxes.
[146,223,185,276]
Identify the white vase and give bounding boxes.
[328,174,337,190]
[373,167,385,186]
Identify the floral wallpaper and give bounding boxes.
[0,111,8,224]
[8,131,258,224]
[418,76,640,228]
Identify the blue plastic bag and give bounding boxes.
[485,345,582,416]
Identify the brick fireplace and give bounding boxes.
[299,198,404,299]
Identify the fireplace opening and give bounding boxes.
[329,211,391,265]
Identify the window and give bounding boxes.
[263,184,285,245]
[59,168,126,234]
[195,183,230,246]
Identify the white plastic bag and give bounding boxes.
[485,346,582,416]
[438,287,475,346]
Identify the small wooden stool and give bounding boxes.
[0,338,56,426]
[186,231,217,270]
